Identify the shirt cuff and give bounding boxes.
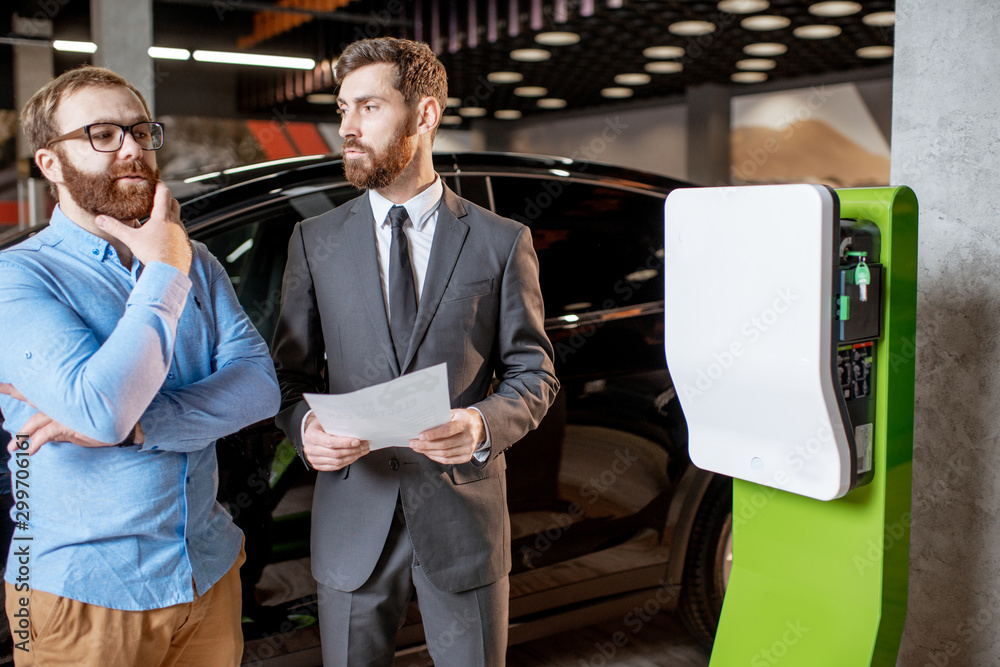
[469,406,491,467]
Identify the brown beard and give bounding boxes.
[58,151,160,221]
[342,117,415,191]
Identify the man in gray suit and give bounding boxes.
[271,38,559,666]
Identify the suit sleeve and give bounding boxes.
[471,225,559,461]
[271,221,326,467]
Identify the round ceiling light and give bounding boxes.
[487,71,524,83]
[744,42,787,56]
[537,98,567,109]
[643,45,685,59]
[440,115,463,125]
[458,107,488,117]
[736,58,776,71]
[601,87,635,99]
[614,72,652,85]
[510,48,551,62]
[856,45,894,58]
[514,86,548,97]
[741,15,791,30]
[732,71,768,83]
[808,1,861,17]
[645,61,683,74]
[446,97,462,107]
[494,109,523,120]
[863,11,896,27]
[793,24,842,39]
[535,31,581,46]
[718,0,769,13]
[669,20,717,36]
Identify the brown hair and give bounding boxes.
[20,65,151,155]
[335,38,448,119]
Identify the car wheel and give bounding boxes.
[678,475,733,647]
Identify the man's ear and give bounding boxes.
[415,96,442,137]
[35,147,63,185]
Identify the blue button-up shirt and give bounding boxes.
[0,206,280,610]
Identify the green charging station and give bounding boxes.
[663,186,917,665]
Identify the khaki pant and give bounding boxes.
[4,546,245,667]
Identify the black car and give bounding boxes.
[4,152,733,664]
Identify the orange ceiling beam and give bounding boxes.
[237,0,353,50]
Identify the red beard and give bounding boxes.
[59,153,160,221]
[342,118,414,191]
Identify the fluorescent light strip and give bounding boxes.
[223,155,322,175]
[193,50,315,70]
[149,46,190,60]
[53,40,97,53]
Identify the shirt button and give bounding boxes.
[24,352,31,359]
[150,446,159,451]
[167,373,175,379]
[389,458,399,471]
[92,248,99,255]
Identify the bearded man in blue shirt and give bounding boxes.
[0,66,280,666]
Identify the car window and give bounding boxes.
[488,177,666,320]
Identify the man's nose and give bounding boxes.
[117,130,144,159]
[338,110,358,138]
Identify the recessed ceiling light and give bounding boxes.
[744,42,787,56]
[741,15,791,30]
[718,0,769,13]
[645,61,683,74]
[808,1,861,17]
[736,58,776,71]
[53,40,98,53]
[487,71,524,83]
[514,86,548,97]
[494,109,523,120]
[669,20,717,36]
[306,93,337,104]
[148,46,190,60]
[793,24,842,39]
[863,11,896,27]
[510,48,551,62]
[537,98,567,109]
[535,31,580,46]
[601,87,635,99]
[446,97,462,107]
[441,115,464,125]
[732,72,768,83]
[614,73,652,85]
[856,45,894,59]
[458,107,488,117]
[643,45,685,59]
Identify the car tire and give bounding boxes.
[678,474,733,647]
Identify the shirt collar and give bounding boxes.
[369,175,444,232]
[48,204,112,263]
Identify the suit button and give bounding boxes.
[389,458,399,471]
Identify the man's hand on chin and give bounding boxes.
[95,181,193,275]
[302,412,370,471]
[409,409,485,465]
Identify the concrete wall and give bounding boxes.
[892,1,1000,664]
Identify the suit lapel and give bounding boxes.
[345,195,401,376]
[402,185,469,372]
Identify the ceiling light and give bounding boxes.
[645,61,683,74]
[487,71,524,83]
[741,15,791,30]
[148,46,190,60]
[732,72,768,83]
[535,31,580,46]
[736,58,776,71]
[601,87,634,99]
[614,73,651,85]
[744,42,787,56]
[793,24,842,39]
[494,109,523,120]
[808,1,861,17]
[52,40,97,53]
[510,48,551,62]
[643,45,685,59]
[863,11,896,27]
[718,0,769,13]
[446,97,462,107]
[193,50,315,69]
[856,45,894,59]
[514,86,548,97]
[441,115,463,125]
[306,93,337,104]
[669,20,717,36]
[537,98,567,109]
[458,107,488,117]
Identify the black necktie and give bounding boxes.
[388,205,417,367]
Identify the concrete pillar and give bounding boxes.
[891,1,1000,664]
[685,83,731,186]
[12,15,55,228]
[90,0,155,113]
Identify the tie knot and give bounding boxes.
[387,206,409,230]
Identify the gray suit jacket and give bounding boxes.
[272,183,559,594]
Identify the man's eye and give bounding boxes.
[364,105,377,112]
[92,132,114,140]
[336,108,346,117]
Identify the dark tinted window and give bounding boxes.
[489,177,666,320]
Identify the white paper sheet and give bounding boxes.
[303,363,452,449]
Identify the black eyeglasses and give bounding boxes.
[46,122,164,152]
